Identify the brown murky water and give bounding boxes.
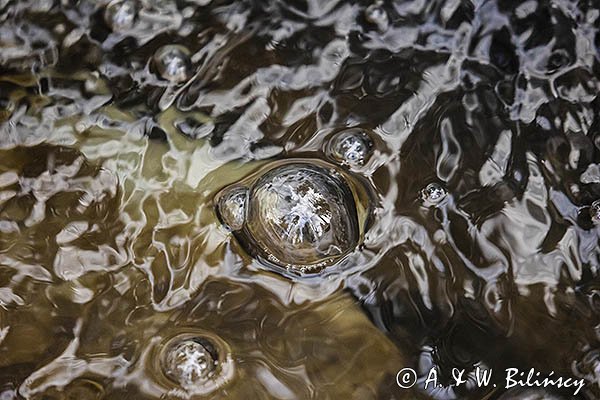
[1,0,600,399]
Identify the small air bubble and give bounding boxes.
[328,129,373,167]
[216,186,248,231]
[153,45,191,83]
[421,183,448,205]
[162,338,218,389]
[104,0,137,32]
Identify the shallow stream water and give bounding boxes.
[1,0,600,399]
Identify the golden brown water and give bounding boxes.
[1,0,600,399]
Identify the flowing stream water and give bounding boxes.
[1,0,600,399]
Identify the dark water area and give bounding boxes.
[1,0,600,399]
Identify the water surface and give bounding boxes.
[1,0,600,399]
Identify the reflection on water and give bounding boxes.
[1,0,600,399]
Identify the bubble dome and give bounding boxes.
[104,0,137,31]
[217,161,362,273]
[157,332,234,395]
[328,128,374,167]
[421,182,448,206]
[152,45,191,83]
[162,338,218,388]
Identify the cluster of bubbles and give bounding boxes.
[215,128,377,274]
[5,0,600,397]
[103,0,192,84]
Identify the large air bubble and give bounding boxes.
[246,163,359,272]
[217,161,362,273]
[420,182,448,206]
